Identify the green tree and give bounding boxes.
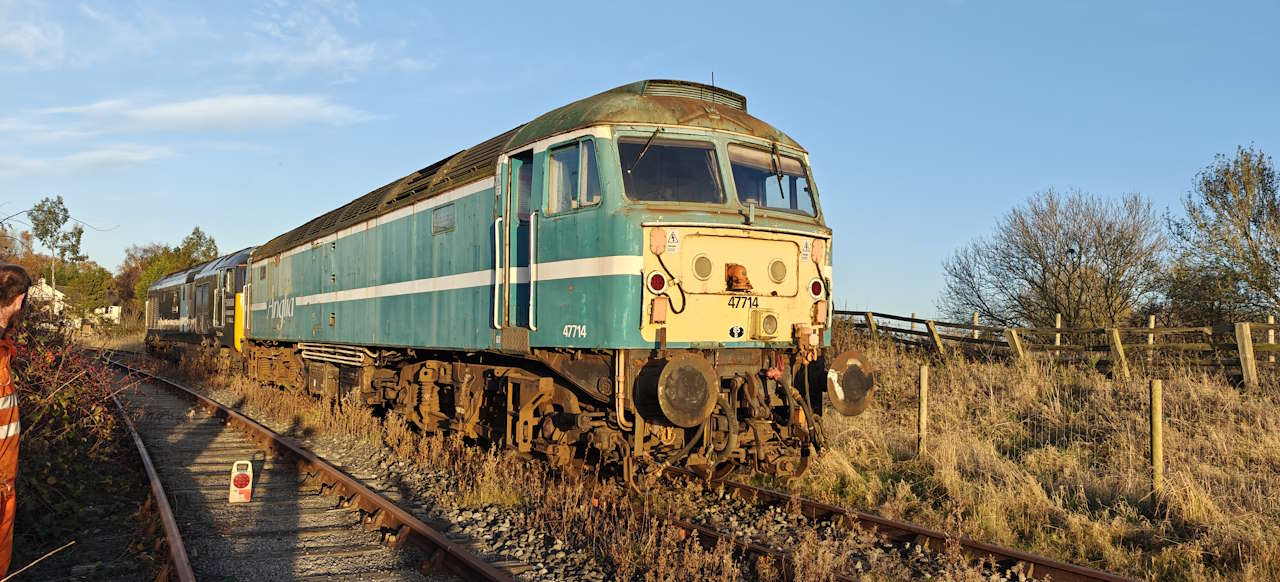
[1169,145,1280,314]
[133,252,186,309]
[1158,260,1261,324]
[114,243,167,310]
[55,262,114,318]
[127,227,219,311]
[28,196,86,293]
[178,227,218,264]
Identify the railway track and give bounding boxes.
[661,467,1133,582]
[106,353,512,582]
[109,348,1131,581]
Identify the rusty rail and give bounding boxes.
[666,468,1131,582]
[111,391,197,582]
[105,354,512,582]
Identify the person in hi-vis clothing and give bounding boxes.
[0,264,31,575]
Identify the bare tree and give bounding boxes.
[1169,145,1280,315]
[938,188,1165,328]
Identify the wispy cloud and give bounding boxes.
[125,94,374,130]
[0,2,66,69]
[0,92,374,174]
[30,93,375,133]
[37,99,130,115]
[0,145,172,177]
[240,1,432,79]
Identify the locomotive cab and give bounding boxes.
[490,93,874,473]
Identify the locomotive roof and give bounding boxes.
[150,246,256,291]
[254,80,801,260]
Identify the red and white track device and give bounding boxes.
[229,460,254,503]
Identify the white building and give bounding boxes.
[90,305,122,325]
[27,277,67,315]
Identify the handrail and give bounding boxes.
[529,211,538,332]
[492,217,503,330]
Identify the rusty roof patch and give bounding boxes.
[254,80,800,260]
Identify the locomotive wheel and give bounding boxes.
[827,349,875,416]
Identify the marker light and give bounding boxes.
[809,278,825,299]
[647,271,668,294]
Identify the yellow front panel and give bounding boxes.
[641,225,828,344]
[234,292,245,352]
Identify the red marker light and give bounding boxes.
[809,278,824,299]
[648,272,668,294]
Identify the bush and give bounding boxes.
[8,303,146,572]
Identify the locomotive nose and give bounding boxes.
[826,349,875,416]
[636,353,719,428]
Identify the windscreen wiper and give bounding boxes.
[626,128,662,174]
[770,142,786,202]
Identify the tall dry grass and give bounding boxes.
[800,322,1280,580]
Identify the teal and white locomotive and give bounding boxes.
[159,80,874,478]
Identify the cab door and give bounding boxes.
[498,150,536,352]
[529,137,605,347]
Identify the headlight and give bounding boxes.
[753,310,780,339]
[768,259,787,283]
[692,254,713,280]
[762,313,778,335]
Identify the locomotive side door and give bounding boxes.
[499,150,536,352]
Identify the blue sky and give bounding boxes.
[1,1,1276,317]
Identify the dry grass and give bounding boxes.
[84,330,146,353]
[798,323,1280,580]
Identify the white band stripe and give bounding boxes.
[252,255,643,311]
[0,420,19,439]
[0,394,15,410]
[264,177,496,263]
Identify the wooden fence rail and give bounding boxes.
[837,310,1278,387]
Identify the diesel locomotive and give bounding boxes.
[146,80,874,478]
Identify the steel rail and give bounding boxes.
[110,391,197,582]
[665,468,1132,582]
[105,355,513,582]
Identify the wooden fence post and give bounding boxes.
[1054,313,1062,360]
[910,312,916,332]
[1005,328,1026,362]
[864,312,878,337]
[972,311,980,340]
[1236,322,1258,389]
[1147,314,1156,367]
[917,365,928,456]
[1108,328,1131,382]
[925,320,945,357]
[1269,315,1275,365]
[1150,379,1164,496]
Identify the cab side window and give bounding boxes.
[548,139,601,214]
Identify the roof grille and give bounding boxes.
[642,80,747,111]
